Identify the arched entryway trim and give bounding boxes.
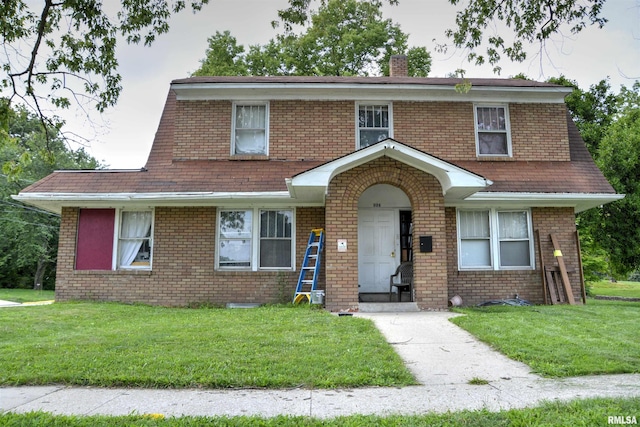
[286,139,491,204]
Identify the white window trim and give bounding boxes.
[457,208,534,271]
[355,102,393,150]
[474,104,512,157]
[112,208,154,270]
[216,207,296,272]
[231,101,270,156]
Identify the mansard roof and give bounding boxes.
[15,82,619,214]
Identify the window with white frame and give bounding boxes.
[259,210,293,268]
[218,210,253,268]
[497,211,531,267]
[118,210,153,269]
[357,103,392,148]
[475,105,511,156]
[232,103,269,155]
[458,210,492,268]
[457,209,533,270]
[218,208,294,270]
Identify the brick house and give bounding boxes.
[15,56,621,311]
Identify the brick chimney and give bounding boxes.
[389,55,408,77]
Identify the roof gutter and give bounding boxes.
[12,191,295,214]
[452,192,625,213]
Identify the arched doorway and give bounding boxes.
[357,184,412,302]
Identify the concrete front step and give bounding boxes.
[358,302,420,312]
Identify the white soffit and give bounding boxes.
[12,191,295,214]
[172,83,570,104]
[287,139,492,203]
[451,192,625,213]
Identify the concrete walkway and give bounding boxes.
[2,311,639,418]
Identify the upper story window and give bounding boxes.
[475,105,511,157]
[357,103,392,149]
[457,208,533,270]
[232,102,269,155]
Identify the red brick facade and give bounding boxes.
[34,77,609,310]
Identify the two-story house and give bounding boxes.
[15,56,622,311]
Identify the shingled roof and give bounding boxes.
[16,79,617,213]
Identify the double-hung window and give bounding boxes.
[118,210,153,269]
[232,103,269,155]
[217,208,294,270]
[457,209,533,270]
[357,103,392,148]
[475,105,511,156]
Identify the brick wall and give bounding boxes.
[446,206,582,306]
[324,157,448,311]
[56,204,582,308]
[171,99,569,162]
[55,206,325,306]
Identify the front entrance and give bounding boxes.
[357,184,412,301]
[358,208,398,294]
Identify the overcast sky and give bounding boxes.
[62,0,640,169]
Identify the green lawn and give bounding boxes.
[451,299,640,377]
[0,302,415,389]
[2,397,639,426]
[0,288,55,303]
[590,280,640,298]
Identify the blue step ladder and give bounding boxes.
[293,229,325,304]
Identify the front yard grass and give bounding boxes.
[0,288,55,303]
[2,397,639,426]
[590,280,640,298]
[0,302,415,389]
[451,299,640,377]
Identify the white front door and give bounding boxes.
[358,209,399,293]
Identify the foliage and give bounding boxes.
[595,89,640,274]
[2,398,640,426]
[276,1,609,75]
[440,0,607,74]
[0,288,55,303]
[1,0,209,133]
[548,76,619,156]
[0,105,100,289]
[194,0,431,77]
[552,78,640,277]
[451,299,640,377]
[0,303,416,388]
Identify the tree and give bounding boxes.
[548,76,618,156]
[1,0,209,138]
[594,83,640,276]
[276,1,609,75]
[556,79,640,279]
[0,105,100,289]
[194,0,432,77]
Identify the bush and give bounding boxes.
[628,270,640,282]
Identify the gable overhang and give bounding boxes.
[286,139,492,204]
[450,192,625,213]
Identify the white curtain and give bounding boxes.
[119,211,152,267]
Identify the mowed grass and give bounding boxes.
[590,280,640,298]
[0,302,415,389]
[451,299,640,377]
[0,288,55,303]
[2,397,639,426]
